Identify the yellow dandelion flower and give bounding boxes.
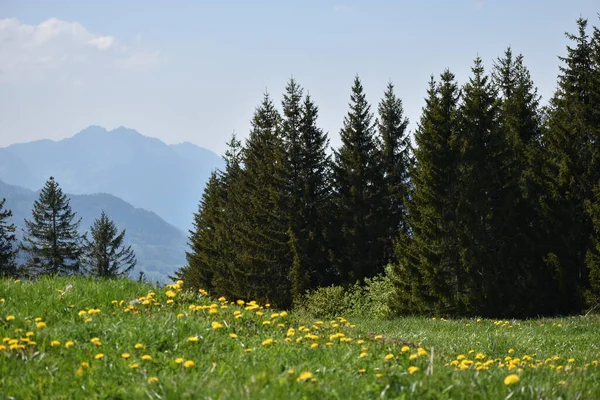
[141,354,152,361]
[508,349,515,354]
[376,373,384,378]
[504,374,520,385]
[568,358,575,363]
[262,320,271,325]
[310,343,319,348]
[358,368,366,373]
[417,348,428,357]
[384,353,394,361]
[175,357,184,364]
[244,348,253,352]
[558,380,566,385]
[409,354,418,360]
[256,311,264,316]
[188,336,199,342]
[165,290,176,298]
[134,343,144,349]
[229,333,238,339]
[211,321,223,329]
[50,340,61,347]
[177,313,184,318]
[148,377,159,384]
[81,361,90,368]
[25,331,34,337]
[262,338,274,346]
[408,366,419,374]
[280,311,288,317]
[297,371,313,382]
[76,368,84,376]
[121,353,131,359]
[401,345,410,353]
[6,315,15,321]
[64,340,74,348]
[359,352,368,358]
[373,335,382,340]
[94,353,104,360]
[218,297,226,302]
[36,322,46,329]
[129,363,139,369]
[184,360,195,368]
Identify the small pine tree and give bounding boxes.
[0,198,18,278]
[83,211,136,278]
[21,177,85,276]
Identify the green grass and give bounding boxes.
[1,277,599,399]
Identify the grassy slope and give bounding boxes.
[1,277,599,399]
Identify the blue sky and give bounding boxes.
[0,0,598,155]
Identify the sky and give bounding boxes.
[0,0,598,156]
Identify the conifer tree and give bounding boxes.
[21,177,84,276]
[377,82,411,264]
[83,211,136,278]
[332,76,385,283]
[455,57,504,315]
[177,172,222,291]
[210,133,245,298]
[491,48,552,316]
[390,72,462,315]
[0,198,18,278]
[543,18,597,313]
[291,93,334,300]
[231,93,292,308]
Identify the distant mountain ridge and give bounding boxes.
[0,126,225,231]
[0,179,187,283]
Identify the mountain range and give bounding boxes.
[0,126,225,231]
[0,126,226,282]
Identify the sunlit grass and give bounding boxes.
[1,277,599,399]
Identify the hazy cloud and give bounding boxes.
[0,17,160,83]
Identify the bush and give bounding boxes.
[297,265,395,319]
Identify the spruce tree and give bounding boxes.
[83,211,136,278]
[377,82,411,264]
[177,172,222,291]
[455,57,504,315]
[231,93,292,308]
[491,48,552,316]
[21,177,84,276]
[291,93,334,301]
[0,198,18,278]
[583,18,600,306]
[333,76,385,283]
[390,72,462,315]
[543,18,597,313]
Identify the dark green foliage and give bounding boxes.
[333,76,385,283]
[490,48,554,316]
[454,57,503,315]
[390,72,462,315]
[177,172,222,291]
[230,94,293,308]
[282,80,334,302]
[542,18,599,313]
[83,211,136,278]
[0,198,18,277]
[21,177,85,276]
[377,82,412,264]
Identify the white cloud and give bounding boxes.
[0,17,160,83]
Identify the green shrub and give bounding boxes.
[298,265,395,319]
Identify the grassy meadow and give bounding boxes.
[1,277,599,399]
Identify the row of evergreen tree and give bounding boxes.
[177,17,600,317]
[0,177,137,279]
